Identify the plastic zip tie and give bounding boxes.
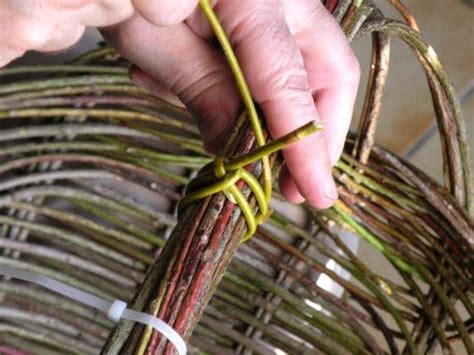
[0,266,187,355]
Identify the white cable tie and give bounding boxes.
[0,266,187,355]
[107,300,127,323]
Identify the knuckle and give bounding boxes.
[18,22,50,48]
[344,53,361,84]
[38,25,85,52]
[273,72,311,99]
[323,50,360,87]
[174,64,230,108]
[257,65,312,106]
[219,0,286,49]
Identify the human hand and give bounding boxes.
[1,0,360,209]
[0,0,169,66]
[103,0,360,209]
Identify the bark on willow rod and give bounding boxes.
[100,0,473,353]
[102,113,283,353]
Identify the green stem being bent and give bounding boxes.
[198,0,272,198]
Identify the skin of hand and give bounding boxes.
[1,0,360,209]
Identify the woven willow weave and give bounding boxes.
[0,1,472,354]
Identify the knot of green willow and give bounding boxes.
[180,120,322,242]
[177,0,322,242]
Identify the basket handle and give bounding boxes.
[329,0,472,212]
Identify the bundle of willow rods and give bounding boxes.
[0,0,472,354]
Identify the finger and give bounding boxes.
[51,1,134,27]
[35,25,85,52]
[129,65,185,108]
[215,0,337,208]
[101,14,240,153]
[284,0,360,164]
[279,165,305,204]
[0,7,46,48]
[0,0,133,67]
[0,9,26,66]
[132,0,198,26]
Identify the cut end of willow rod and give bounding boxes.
[222,120,324,172]
[292,120,324,141]
[262,120,324,153]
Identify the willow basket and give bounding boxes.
[0,1,472,354]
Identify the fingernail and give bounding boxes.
[129,66,149,90]
[324,180,338,201]
[130,75,147,90]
